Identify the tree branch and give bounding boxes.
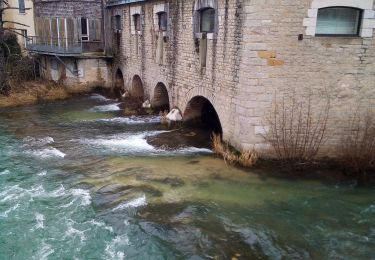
[2,21,30,27]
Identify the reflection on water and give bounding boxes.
[0,94,374,259]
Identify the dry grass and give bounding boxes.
[0,80,94,108]
[211,133,258,167]
[339,109,375,175]
[262,91,330,164]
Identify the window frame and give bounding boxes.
[199,7,215,33]
[113,15,122,31]
[315,6,363,37]
[81,17,89,41]
[18,0,25,14]
[158,12,168,32]
[133,14,141,32]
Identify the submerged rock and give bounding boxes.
[142,100,151,108]
[136,175,185,187]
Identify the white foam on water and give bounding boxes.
[32,241,55,260]
[88,220,114,233]
[35,213,45,229]
[65,219,87,243]
[23,136,55,146]
[89,93,112,101]
[71,188,91,206]
[104,235,129,260]
[0,203,20,218]
[95,116,161,125]
[0,169,10,176]
[174,147,213,154]
[48,185,67,198]
[78,131,166,153]
[37,170,47,176]
[25,148,66,159]
[112,195,147,211]
[89,103,121,112]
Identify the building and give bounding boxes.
[27,0,111,88]
[31,0,375,153]
[2,0,35,50]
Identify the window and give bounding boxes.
[115,15,122,30]
[316,7,362,36]
[200,8,215,33]
[18,0,25,14]
[21,29,27,47]
[81,18,89,41]
[158,12,168,31]
[133,14,141,32]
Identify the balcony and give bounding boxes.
[26,37,82,55]
[26,37,105,56]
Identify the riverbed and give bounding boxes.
[0,94,374,259]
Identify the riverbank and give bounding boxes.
[0,80,97,108]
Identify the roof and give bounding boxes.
[106,0,146,7]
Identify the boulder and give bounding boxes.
[166,108,182,121]
[142,100,151,108]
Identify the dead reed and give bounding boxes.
[211,133,258,167]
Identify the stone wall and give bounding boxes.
[40,56,110,89]
[235,0,375,153]
[107,0,375,154]
[33,0,102,18]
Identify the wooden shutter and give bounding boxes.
[76,17,82,41]
[89,19,95,41]
[95,19,102,41]
[58,18,66,47]
[51,18,58,45]
[66,18,75,46]
[44,18,51,45]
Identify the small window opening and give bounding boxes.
[81,18,89,41]
[115,15,122,30]
[133,14,141,32]
[18,0,25,14]
[200,8,215,33]
[158,12,168,31]
[316,7,362,36]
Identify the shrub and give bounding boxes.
[339,109,375,175]
[263,91,330,164]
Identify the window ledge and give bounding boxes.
[315,35,361,38]
[195,32,217,40]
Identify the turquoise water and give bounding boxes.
[0,95,374,259]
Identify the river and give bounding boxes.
[0,94,374,259]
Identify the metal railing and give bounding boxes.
[26,36,83,55]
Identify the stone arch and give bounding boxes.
[152,82,170,111]
[184,95,223,135]
[114,68,124,97]
[131,75,144,99]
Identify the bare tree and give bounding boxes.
[263,90,330,164]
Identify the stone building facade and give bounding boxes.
[30,0,375,153]
[104,0,375,153]
[28,0,111,88]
